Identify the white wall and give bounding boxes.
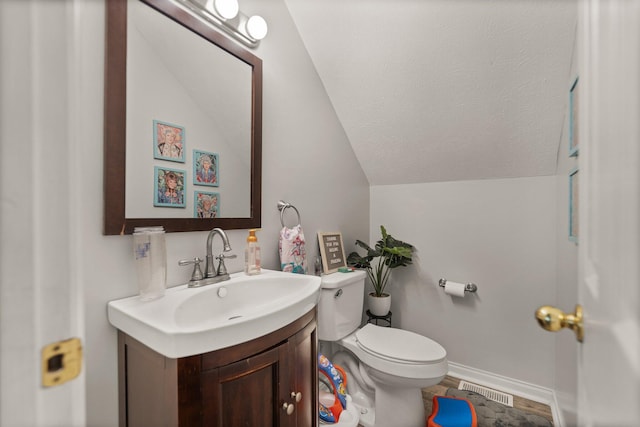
[370,176,558,388]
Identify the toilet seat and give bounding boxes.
[355,324,446,364]
[338,324,448,381]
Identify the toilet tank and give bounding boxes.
[317,270,366,341]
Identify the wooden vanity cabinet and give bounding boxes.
[118,309,318,427]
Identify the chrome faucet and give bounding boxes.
[205,228,233,279]
[179,228,235,287]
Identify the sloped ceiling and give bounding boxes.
[284,0,577,185]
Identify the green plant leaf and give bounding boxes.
[380,225,388,240]
[347,252,371,269]
[355,239,382,258]
[347,226,416,295]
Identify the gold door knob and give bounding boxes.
[535,304,584,342]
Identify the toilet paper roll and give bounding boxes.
[444,281,466,297]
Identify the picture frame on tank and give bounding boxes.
[318,232,347,274]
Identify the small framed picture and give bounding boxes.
[569,167,579,243]
[193,149,219,187]
[194,191,220,218]
[154,166,186,208]
[153,120,185,162]
[569,77,579,157]
[318,232,347,274]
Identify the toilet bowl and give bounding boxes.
[336,324,447,427]
[318,271,448,427]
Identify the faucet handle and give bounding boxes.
[178,257,204,281]
[215,254,237,276]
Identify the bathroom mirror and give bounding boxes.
[104,0,262,235]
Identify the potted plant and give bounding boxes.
[347,225,415,316]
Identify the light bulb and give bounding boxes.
[214,0,239,20]
[246,15,268,40]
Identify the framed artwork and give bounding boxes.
[318,232,347,274]
[154,166,186,208]
[569,76,579,157]
[194,191,220,218]
[193,149,219,186]
[569,167,579,243]
[153,120,185,162]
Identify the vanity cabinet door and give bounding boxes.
[200,322,318,427]
[201,344,290,427]
[288,320,318,427]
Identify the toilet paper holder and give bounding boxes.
[438,278,478,293]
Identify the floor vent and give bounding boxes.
[458,381,514,407]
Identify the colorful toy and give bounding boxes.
[427,395,477,427]
[318,354,348,423]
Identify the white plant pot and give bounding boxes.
[368,292,391,316]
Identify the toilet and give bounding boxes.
[318,270,448,427]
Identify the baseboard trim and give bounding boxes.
[551,391,565,427]
[447,362,562,427]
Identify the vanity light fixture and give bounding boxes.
[177,0,268,48]
[246,15,268,40]
[212,0,238,20]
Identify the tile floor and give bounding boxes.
[356,375,554,427]
[421,376,554,425]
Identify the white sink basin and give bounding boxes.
[108,269,321,358]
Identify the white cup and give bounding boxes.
[133,227,166,301]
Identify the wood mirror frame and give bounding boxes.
[104,0,262,235]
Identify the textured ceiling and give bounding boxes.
[284,0,577,185]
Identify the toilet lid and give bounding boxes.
[355,324,446,363]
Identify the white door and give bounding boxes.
[0,0,86,425]
[576,1,640,425]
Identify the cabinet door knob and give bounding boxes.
[291,391,302,402]
[282,402,294,415]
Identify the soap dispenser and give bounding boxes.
[244,229,261,275]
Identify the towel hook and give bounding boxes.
[277,200,301,228]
